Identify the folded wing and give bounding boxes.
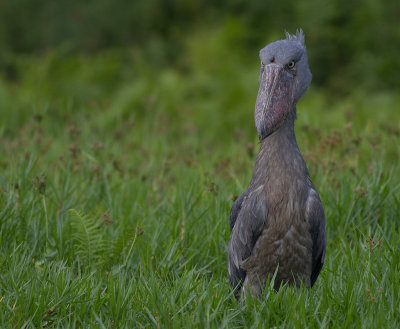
[228,186,268,295]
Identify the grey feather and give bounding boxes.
[306,189,326,286]
[285,29,305,46]
[229,191,246,232]
[228,186,268,296]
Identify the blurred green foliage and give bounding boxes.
[0,0,399,93]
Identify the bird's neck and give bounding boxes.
[250,107,309,189]
[264,108,297,144]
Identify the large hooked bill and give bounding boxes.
[254,64,296,140]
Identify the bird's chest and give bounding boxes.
[264,178,312,260]
[265,173,307,225]
[255,218,312,267]
[243,141,313,286]
[243,220,313,291]
[242,182,313,285]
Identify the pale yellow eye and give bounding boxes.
[287,61,295,69]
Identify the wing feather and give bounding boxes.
[305,189,326,287]
[229,191,246,232]
[228,186,268,295]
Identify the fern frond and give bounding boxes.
[111,226,139,266]
[68,209,108,268]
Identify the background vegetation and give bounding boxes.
[0,0,399,327]
[1,0,400,93]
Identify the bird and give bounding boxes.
[228,30,326,299]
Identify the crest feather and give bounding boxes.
[285,29,305,46]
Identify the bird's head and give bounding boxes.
[255,30,312,141]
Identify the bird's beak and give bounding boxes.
[254,64,296,141]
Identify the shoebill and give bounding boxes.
[228,30,326,298]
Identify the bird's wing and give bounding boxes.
[229,191,247,232]
[228,185,268,293]
[306,188,326,287]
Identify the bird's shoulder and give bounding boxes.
[229,191,246,232]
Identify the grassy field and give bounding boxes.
[0,35,399,327]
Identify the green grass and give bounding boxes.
[0,35,399,327]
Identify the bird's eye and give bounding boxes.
[287,61,295,69]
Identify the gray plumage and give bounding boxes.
[228,30,326,298]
